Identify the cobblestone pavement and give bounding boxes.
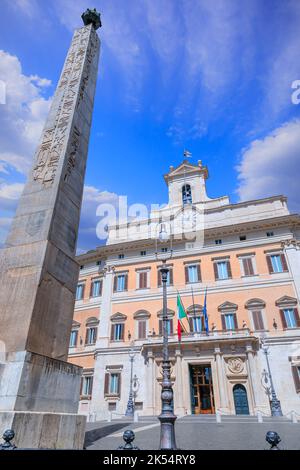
[85,416,300,450]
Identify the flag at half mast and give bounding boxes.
[177,293,189,341]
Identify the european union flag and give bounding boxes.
[203,287,209,335]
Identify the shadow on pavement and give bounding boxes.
[84,423,131,448]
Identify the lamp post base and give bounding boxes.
[158,413,177,450]
[125,394,135,417]
[270,397,283,417]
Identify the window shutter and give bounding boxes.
[82,284,85,299]
[214,263,219,280]
[221,315,226,330]
[294,308,300,328]
[243,258,254,276]
[120,323,125,340]
[197,264,201,282]
[280,254,288,272]
[248,258,254,276]
[242,258,249,276]
[189,317,193,332]
[159,320,163,335]
[292,365,300,393]
[124,274,128,291]
[169,269,173,285]
[279,309,287,329]
[110,324,115,340]
[158,270,162,287]
[113,275,118,292]
[233,313,238,330]
[252,310,264,330]
[89,376,94,396]
[99,280,103,296]
[185,266,189,283]
[266,255,274,274]
[80,377,83,395]
[85,328,89,345]
[104,373,109,395]
[227,261,232,279]
[138,320,146,339]
[169,319,173,334]
[117,373,121,397]
[93,327,98,343]
[90,281,94,297]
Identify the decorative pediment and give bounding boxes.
[157,308,175,318]
[275,296,298,307]
[245,298,266,309]
[133,310,151,319]
[110,312,127,322]
[218,301,238,312]
[86,316,99,325]
[72,320,81,328]
[164,160,208,183]
[187,304,203,315]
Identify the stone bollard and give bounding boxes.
[134,411,139,423]
[107,411,112,423]
[266,431,281,450]
[216,411,222,423]
[291,411,298,424]
[257,411,263,423]
[0,430,17,450]
[117,430,140,450]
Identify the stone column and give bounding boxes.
[174,348,185,416]
[96,266,115,349]
[214,347,228,410]
[144,350,155,415]
[0,10,101,449]
[246,344,261,412]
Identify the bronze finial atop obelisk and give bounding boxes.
[81,8,102,30]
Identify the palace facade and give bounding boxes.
[68,160,300,420]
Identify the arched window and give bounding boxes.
[182,184,192,205]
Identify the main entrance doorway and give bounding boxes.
[190,365,215,414]
[233,384,249,415]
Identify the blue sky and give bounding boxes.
[0,0,300,252]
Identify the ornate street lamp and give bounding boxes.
[155,222,177,450]
[260,336,283,417]
[125,345,136,417]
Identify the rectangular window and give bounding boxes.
[69,330,78,347]
[222,313,237,330]
[239,235,246,241]
[118,254,124,259]
[159,319,173,335]
[114,274,128,292]
[111,323,124,341]
[138,271,148,289]
[161,247,168,253]
[76,283,85,300]
[81,376,93,396]
[241,257,254,276]
[186,264,200,283]
[90,279,102,297]
[283,309,297,328]
[138,320,147,339]
[215,239,222,245]
[85,327,97,345]
[189,316,203,333]
[109,373,120,394]
[140,250,146,256]
[215,261,231,280]
[266,231,274,237]
[267,253,288,273]
[252,310,264,330]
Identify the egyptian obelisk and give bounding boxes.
[0,9,101,449]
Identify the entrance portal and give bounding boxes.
[190,365,215,414]
[233,384,249,415]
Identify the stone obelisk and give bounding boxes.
[0,9,101,449]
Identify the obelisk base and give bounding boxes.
[0,351,86,448]
[0,411,86,449]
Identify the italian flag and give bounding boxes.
[177,293,188,341]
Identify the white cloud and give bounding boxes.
[77,185,120,253]
[236,120,300,211]
[0,50,52,175]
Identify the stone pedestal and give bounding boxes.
[0,351,86,448]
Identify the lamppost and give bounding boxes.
[155,222,177,450]
[125,345,135,417]
[260,336,283,416]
